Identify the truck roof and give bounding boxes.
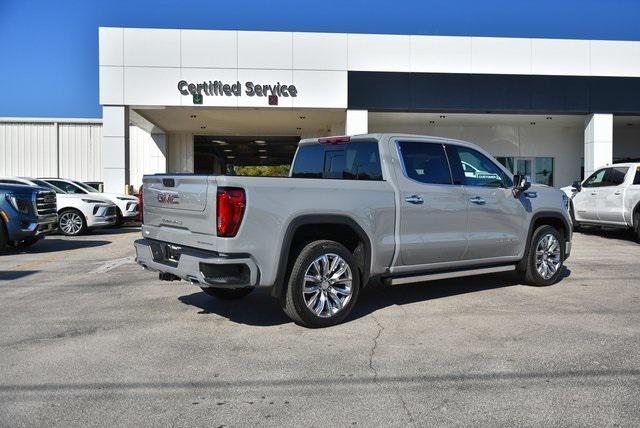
[298,133,490,151]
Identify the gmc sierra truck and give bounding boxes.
[562,163,640,241]
[135,134,572,327]
[0,184,58,251]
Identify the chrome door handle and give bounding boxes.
[614,191,622,195]
[591,192,598,195]
[470,196,486,205]
[404,195,424,204]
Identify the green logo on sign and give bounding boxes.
[193,93,203,104]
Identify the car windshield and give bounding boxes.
[31,179,67,194]
[73,181,99,193]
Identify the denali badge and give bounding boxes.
[157,192,179,204]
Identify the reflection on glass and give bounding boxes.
[535,157,554,186]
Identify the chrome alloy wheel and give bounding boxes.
[535,233,561,280]
[59,211,83,235]
[302,253,353,318]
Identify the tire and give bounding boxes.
[634,210,640,243]
[114,208,124,227]
[282,240,360,328]
[58,209,87,236]
[520,225,565,286]
[0,222,7,252]
[201,287,254,300]
[12,236,41,249]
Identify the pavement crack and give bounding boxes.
[368,314,415,427]
[368,314,384,381]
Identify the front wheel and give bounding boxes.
[282,240,360,328]
[201,287,254,300]
[0,223,7,252]
[520,225,565,286]
[58,209,87,236]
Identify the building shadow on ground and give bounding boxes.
[178,269,571,327]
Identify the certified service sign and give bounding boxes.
[178,80,297,105]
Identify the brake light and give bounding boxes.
[318,136,350,145]
[138,185,143,223]
[216,187,245,237]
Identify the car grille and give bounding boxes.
[36,191,57,216]
[105,206,116,217]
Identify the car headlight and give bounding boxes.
[6,195,32,214]
[116,196,136,201]
[562,193,570,211]
[82,199,107,204]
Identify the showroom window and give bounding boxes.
[497,157,555,187]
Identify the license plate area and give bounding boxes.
[165,244,182,263]
[149,242,182,267]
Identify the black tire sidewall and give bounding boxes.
[526,225,565,286]
[0,221,7,251]
[59,209,86,236]
[285,240,360,328]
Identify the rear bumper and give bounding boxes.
[134,238,260,289]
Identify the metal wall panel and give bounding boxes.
[58,123,103,181]
[0,122,57,177]
[167,133,194,173]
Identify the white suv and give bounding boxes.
[40,178,139,225]
[0,177,117,236]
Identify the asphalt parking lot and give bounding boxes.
[1,228,639,426]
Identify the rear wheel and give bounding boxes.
[201,287,254,300]
[282,240,360,328]
[58,209,87,236]
[634,210,640,243]
[520,225,565,286]
[114,208,124,227]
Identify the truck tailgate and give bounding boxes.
[142,175,218,250]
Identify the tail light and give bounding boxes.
[216,187,245,237]
[138,185,143,223]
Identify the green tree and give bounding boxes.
[234,165,291,177]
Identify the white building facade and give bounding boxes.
[4,27,640,191]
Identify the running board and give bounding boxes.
[386,265,516,286]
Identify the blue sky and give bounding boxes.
[1,0,640,118]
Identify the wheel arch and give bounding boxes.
[270,214,373,299]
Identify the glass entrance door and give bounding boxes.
[496,156,555,187]
[515,157,534,179]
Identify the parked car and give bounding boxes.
[0,178,117,236]
[134,134,572,327]
[39,178,139,225]
[0,183,58,251]
[561,163,640,240]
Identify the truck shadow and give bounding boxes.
[575,228,638,244]
[178,269,570,327]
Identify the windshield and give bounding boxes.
[73,181,98,193]
[31,179,67,194]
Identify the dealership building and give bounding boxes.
[2,26,640,192]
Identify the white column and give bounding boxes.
[102,106,130,193]
[584,113,613,178]
[346,109,368,135]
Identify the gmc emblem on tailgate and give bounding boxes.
[157,192,179,204]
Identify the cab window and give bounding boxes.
[583,167,628,188]
[634,167,640,185]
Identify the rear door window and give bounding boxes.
[396,141,452,185]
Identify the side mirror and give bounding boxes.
[572,180,582,192]
[512,174,531,198]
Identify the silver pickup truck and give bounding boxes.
[135,134,572,327]
[562,163,640,241]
